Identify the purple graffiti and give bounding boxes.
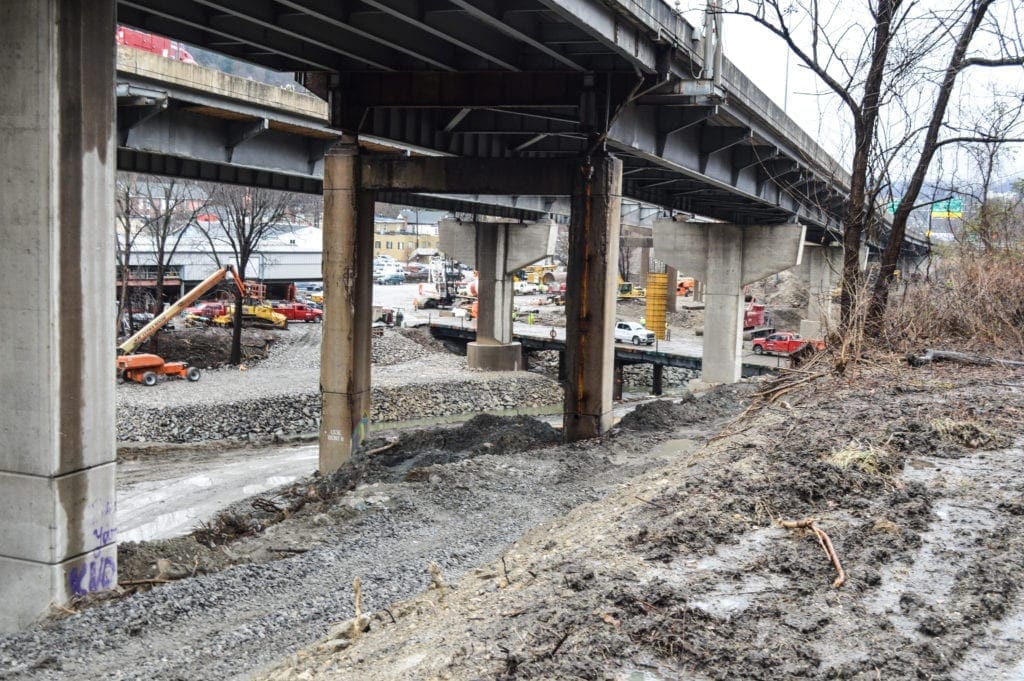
[92,526,116,544]
[68,552,116,596]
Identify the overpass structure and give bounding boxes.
[1,0,929,631]
[117,47,668,224]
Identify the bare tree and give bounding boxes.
[137,179,209,317]
[115,174,147,336]
[721,0,1024,336]
[201,185,294,364]
[939,95,1024,251]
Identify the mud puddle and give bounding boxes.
[118,444,318,542]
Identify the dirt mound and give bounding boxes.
[750,269,808,308]
[367,414,561,480]
[134,327,277,369]
[118,536,235,582]
[618,383,757,432]
[261,364,1024,681]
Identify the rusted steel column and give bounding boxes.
[320,142,374,473]
[563,155,622,440]
[652,364,664,395]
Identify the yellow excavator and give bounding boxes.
[210,277,287,330]
[617,277,646,300]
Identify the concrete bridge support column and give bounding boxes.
[803,244,842,327]
[320,142,374,473]
[0,0,117,632]
[564,155,622,440]
[655,220,805,384]
[440,219,555,371]
[665,266,679,313]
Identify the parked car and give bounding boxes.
[376,271,406,285]
[614,321,656,345]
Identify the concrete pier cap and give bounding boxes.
[653,218,806,383]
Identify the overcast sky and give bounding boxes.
[676,2,1024,189]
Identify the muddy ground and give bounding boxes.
[258,360,1024,681]
[0,386,751,680]
[5,358,1024,680]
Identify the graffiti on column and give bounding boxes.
[68,550,116,596]
[88,499,117,545]
[66,498,118,596]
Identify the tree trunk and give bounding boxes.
[230,263,245,365]
[868,0,994,330]
[230,287,244,365]
[153,257,164,354]
[118,239,131,337]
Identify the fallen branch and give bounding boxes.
[907,349,1024,369]
[778,517,846,588]
[634,495,667,510]
[364,440,398,457]
[501,555,513,585]
[352,577,363,641]
[251,497,283,513]
[119,578,171,586]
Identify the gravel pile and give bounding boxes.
[371,331,430,365]
[117,372,563,443]
[622,363,697,388]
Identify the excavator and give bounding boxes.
[116,265,252,386]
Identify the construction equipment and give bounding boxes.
[743,300,775,339]
[415,256,463,310]
[208,279,288,330]
[676,277,695,296]
[617,277,646,300]
[117,265,247,385]
[523,264,558,286]
[211,303,288,330]
[117,353,200,386]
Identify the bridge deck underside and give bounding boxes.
[117,0,857,237]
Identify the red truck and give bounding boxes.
[271,302,323,323]
[184,300,228,318]
[752,332,826,356]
